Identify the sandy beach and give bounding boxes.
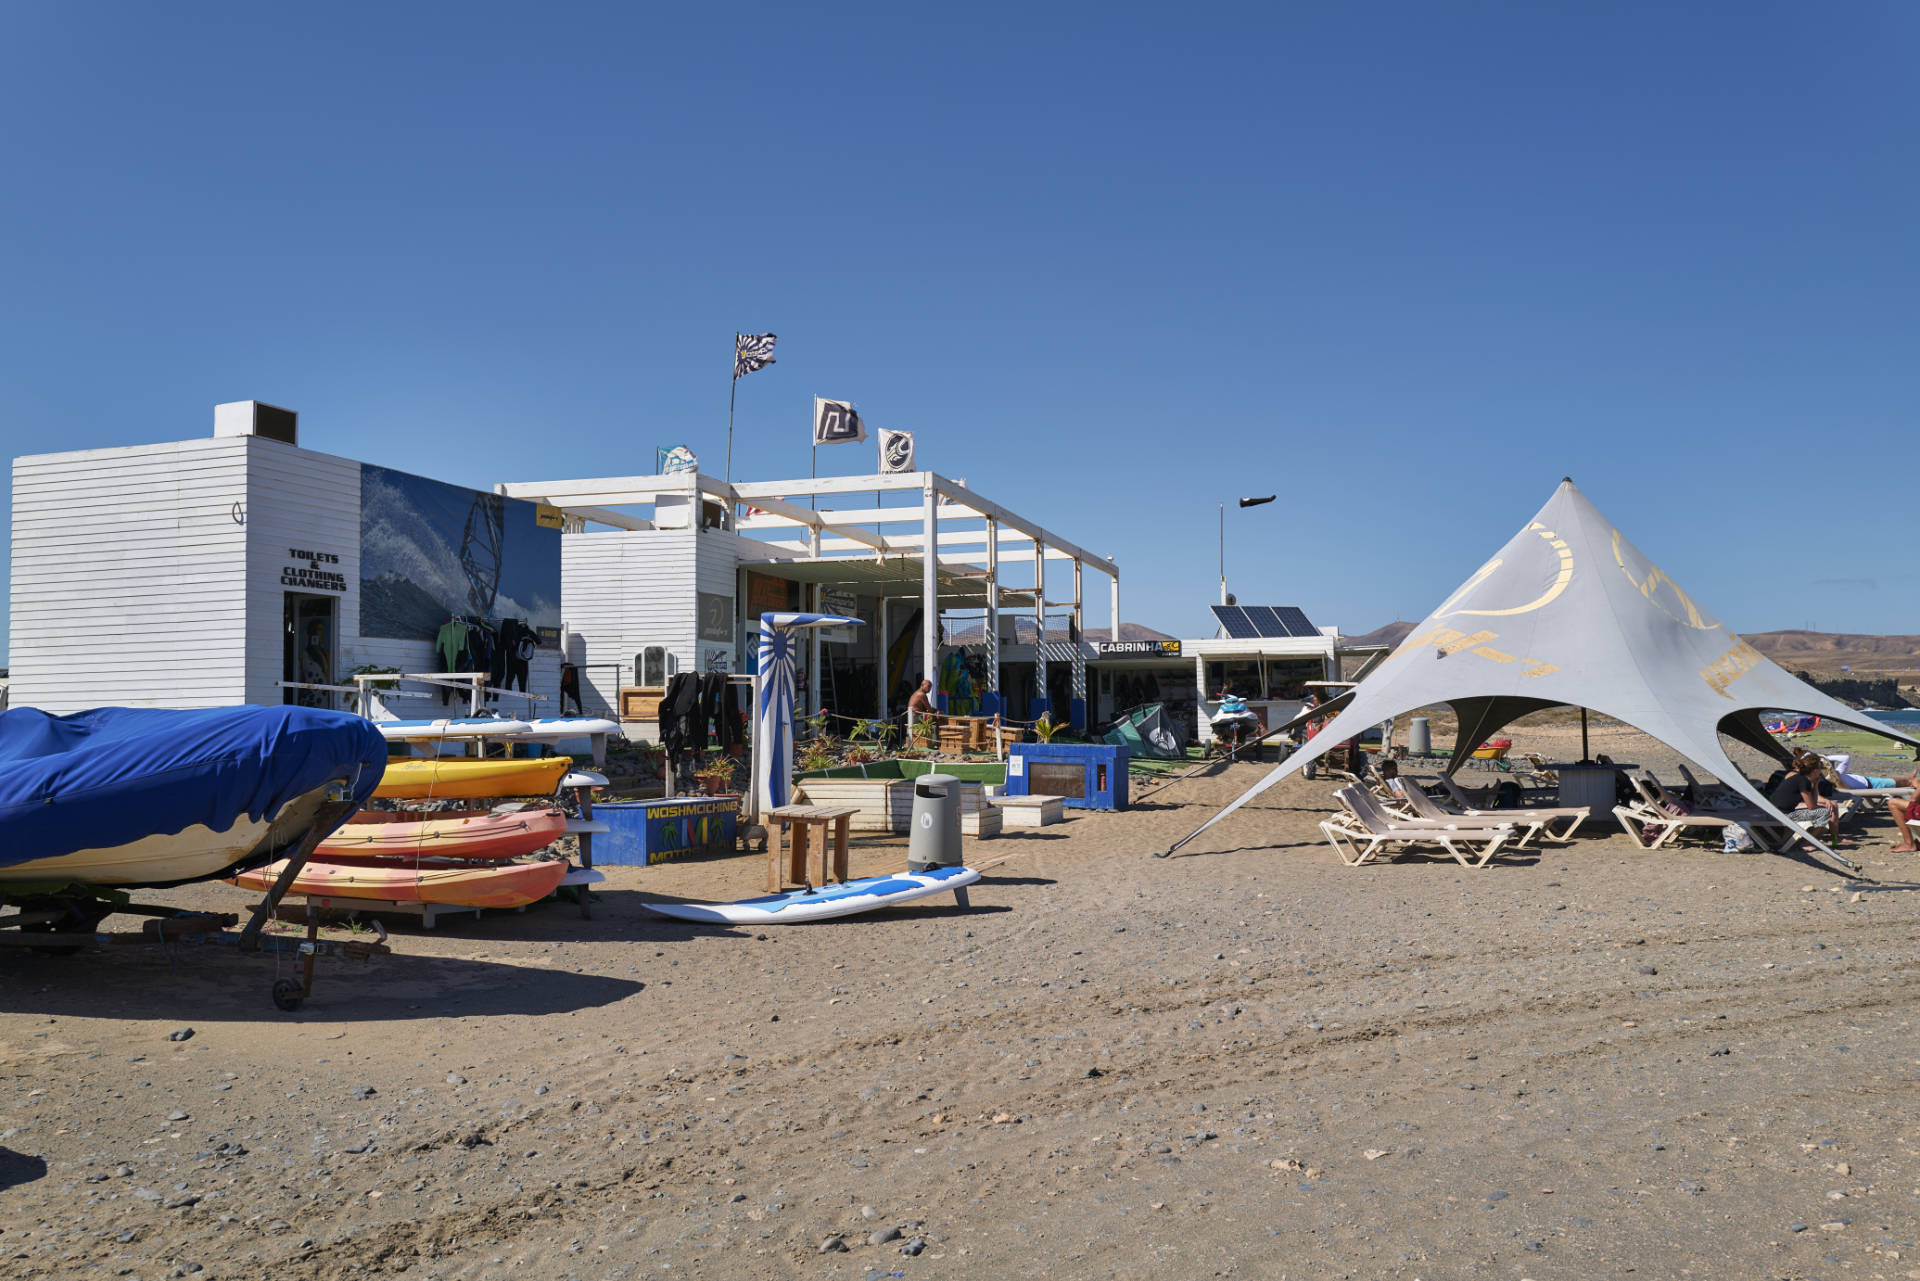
[5,727,1920,1281]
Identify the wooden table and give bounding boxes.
[764,804,859,892]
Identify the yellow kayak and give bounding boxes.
[373,756,573,800]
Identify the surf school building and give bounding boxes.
[494,469,1123,733]
[8,402,566,716]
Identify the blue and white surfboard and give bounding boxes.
[641,865,979,925]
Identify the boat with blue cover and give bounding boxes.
[0,705,388,890]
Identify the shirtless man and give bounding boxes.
[906,679,937,727]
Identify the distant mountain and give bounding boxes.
[1348,621,1920,680]
[946,619,1176,643]
[1743,630,1920,676]
[1347,620,1416,649]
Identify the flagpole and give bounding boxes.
[725,367,738,487]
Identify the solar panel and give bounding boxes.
[1242,606,1286,636]
[1275,606,1317,637]
[1212,604,1320,639]
[1209,605,1262,639]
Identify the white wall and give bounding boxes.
[561,527,699,715]
[9,438,250,712]
[10,433,562,718]
[242,438,363,705]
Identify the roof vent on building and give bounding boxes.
[214,400,298,446]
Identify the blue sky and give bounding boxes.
[3,3,1915,661]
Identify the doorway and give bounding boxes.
[284,593,338,709]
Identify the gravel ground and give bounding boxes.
[4,721,1920,1280]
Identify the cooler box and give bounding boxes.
[1005,742,1129,810]
[595,797,739,865]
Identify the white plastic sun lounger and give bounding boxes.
[1321,785,1520,869]
[1400,778,1589,847]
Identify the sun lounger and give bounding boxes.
[1674,763,1736,803]
[1400,777,1589,846]
[1611,773,1789,851]
[1320,785,1520,869]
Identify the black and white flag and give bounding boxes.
[813,397,866,446]
[878,428,914,473]
[734,332,777,379]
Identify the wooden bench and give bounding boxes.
[990,794,1067,828]
[764,804,859,891]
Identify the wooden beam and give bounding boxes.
[561,504,654,531]
[927,474,1116,578]
[496,473,733,505]
[740,493,893,555]
[730,473,926,500]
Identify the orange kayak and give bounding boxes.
[373,756,573,800]
[230,856,567,908]
[318,808,566,861]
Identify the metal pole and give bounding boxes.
[877,595,889,719]
[725,367,738,486]
[922,478,938,710]
[1581,707,1590,763]
[1218,503,1226,606]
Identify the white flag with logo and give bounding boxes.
[878,428,914,473]
[813,397,866,446]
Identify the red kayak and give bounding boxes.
[317,808,566,861]
[231,856,567,909]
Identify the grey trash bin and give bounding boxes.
[907,772,963,873]
[1408,716,1431,757]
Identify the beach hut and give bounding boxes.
[1169,479,1919,871]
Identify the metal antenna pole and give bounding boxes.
[1218,503,1225,606]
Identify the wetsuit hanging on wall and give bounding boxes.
[659,672,702,791]
[486,620,508,690]
[436,619,467,704]
[559,663,582,716]
[499,619,536,693]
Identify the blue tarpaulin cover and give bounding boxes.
[0,705,388,872]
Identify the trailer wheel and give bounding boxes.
[271,979,305,1012]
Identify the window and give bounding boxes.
[1205,659,1262,699]
[634,647,678,687]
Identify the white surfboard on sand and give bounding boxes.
[640,865,980,925]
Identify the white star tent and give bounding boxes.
[1170,479,1918,871]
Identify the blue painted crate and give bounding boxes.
[595,797,739,865]
[1005,742,1129,810]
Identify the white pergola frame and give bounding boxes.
[497,469,1121,722]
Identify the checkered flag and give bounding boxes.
[734,332,777,379]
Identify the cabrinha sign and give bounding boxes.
[1094,639,1182,658]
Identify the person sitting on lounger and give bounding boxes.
[1769,755,1842,843]
[1378,758,1407,799]
[1888,766,1920,854]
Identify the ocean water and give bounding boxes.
[1869,708,1920,727]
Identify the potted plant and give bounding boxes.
[693,764,735,796]
[908,718,937,755]
[798,735,838,773]
[1032,713,1063,744]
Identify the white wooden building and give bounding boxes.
[9,403,563,716]
[496,469,1121,732]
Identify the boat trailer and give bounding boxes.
[0,791,392,1011]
